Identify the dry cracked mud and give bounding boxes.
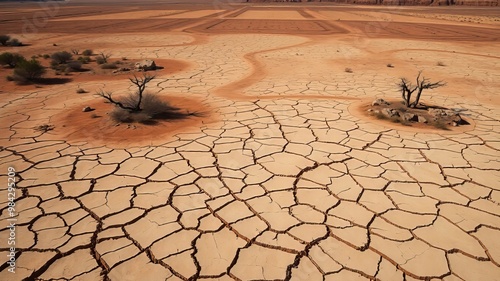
[0,2,499,281]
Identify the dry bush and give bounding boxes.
[0,52,26,68]
[13,59,46,83]
[345,67,353,73]
[7,38,22,46]
[104,92,190,124]
[121,93,179,118]
[51,51,73,65]
[98,74,197,125]
[110,108,152,124]
[77,56,91,64]
[0,35,10,46]
[97,52,111,64]
[436,61,446,67]
[66,61,83,72]
[110,108,133,123]
[82,49,93,56]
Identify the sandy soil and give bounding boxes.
[234,10,306,20]
[159,10,226,19]
[0,2,499,281]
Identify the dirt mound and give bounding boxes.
[52,96,215,147]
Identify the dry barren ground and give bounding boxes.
[0,2,499,281]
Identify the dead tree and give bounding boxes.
[129,74,155,111]
[97,74,155,112]
[98,52,112,63]
[397,71,446,108]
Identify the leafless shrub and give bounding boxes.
[397,71,446,108]
[97,74,198,124]
[97,52,111,64]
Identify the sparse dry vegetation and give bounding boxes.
[97,74,197,124]
[97,52,112,64]
[100,62,118,69]
[13,59,46,83]
[397,71,446,108]
[51,51,73,65]
[0,35,22,46]
[82,49,93,56]
[0,52,26,68]
[0,35,10,46]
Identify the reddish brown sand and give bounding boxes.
[53,95,215,148]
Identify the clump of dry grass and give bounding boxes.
[110,93,186,125]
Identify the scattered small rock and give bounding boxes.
[134,60,156,71]
[418,115,428,123]
[82,106,94,112]
[428,108,443,116]
[372,98,390,106]
[451,114,469,126]
[112,67,131,74]
[382,108,399,118]
[403,113,418,122]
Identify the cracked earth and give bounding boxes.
[0,3,499,281]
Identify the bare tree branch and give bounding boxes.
[398,71,446,108]
[98,52,112,63]
[96,73,156,112]
[128,74,155,111]
[96,90,136,111]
